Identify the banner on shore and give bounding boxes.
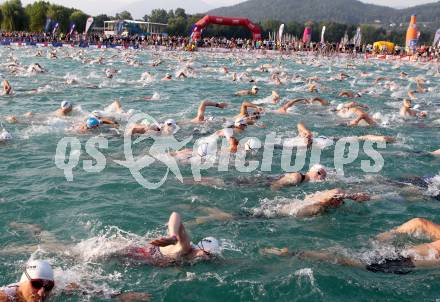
[69,23,76,36]
[433,28,440,47]
[52,22,59,35]
[303,27,312,43]
[320,26,326,44]
[44,18,52,33]
[84,17,94,34]
[278,24,284,42]
[354,27,362,47]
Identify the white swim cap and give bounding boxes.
[336,104,344,111]
[309,164,327,176]
[223,128,234,139]
[91,110,104,118]
[244,138,260,151]
[413,104,420,110]
[224,120,234,128]
[164,119,176,128]
[20,260,54,283]
[60,100,72,109]
[165,73,171,77]
[252,85,259,90]
[196,237,221,255]
[234,117,247,127]
[0,129,12,141]
[197,143,209,157]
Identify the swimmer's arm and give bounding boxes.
[281,98,307,110]
[239,101,261,115]
[297,122,312,138]
[101,118,119,126]
[0,291,7,302]
[309,97,329,106]
[336,192,370,202]
[65,283,151,301]
[345,101,368,109]
[193,100,228,122]
[270,173,302,190]
[111,292,151,302]
[348,115,363,126]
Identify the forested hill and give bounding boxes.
[208,0,440,24]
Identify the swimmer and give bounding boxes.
[170,143,210,162]
[122,212,221,266]
[308,97,329,106]
[191,100,228,124]
[77,112,119,132]
[235,101,264,119]
[0,260,55,302]
[400,99,427,118]
[335,104,376,126]
[176,71,187,79]
[271,91,280,103]
[271,74,282,85]
[216,118,248,138]
[275,98,328,114]
[354,135,395,143]
[265,218,440,274]
[307,83,318,92]
[0,259,150,301]
[55,101,73,117]
[338,90,361,98]
[127,118,161,135]
[338,73,350,81]
[27,63,45,74]
[105,69,117,79]
[270,164,327,190]
[431,149,440,156]
[0,128,12,142]
[399,71,408,78]
[235,85,259,96]
[162,73,172,81]
[374,76,390,84]
[5,116,18,124]
[2,80,12,95]
[407,90,417,99]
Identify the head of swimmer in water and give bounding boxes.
[251,86,259,94]
[60,101,72,114]
[234,117,248,131]
[161,119,176,135]
[194,237,221,258]
[307,164,327,181]
[403,99,412,108]
[18,260,55,302]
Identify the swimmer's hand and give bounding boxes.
[113,292,151,302]
[217,102,228,109]
[351,192,370,202]
[260,247,290,256]
[150,235,178,247]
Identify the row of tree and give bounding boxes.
[0,0,436,45]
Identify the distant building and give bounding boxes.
[104,20,168,37]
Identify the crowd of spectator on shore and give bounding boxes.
[0,31,438,59]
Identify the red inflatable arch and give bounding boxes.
[191,15,262,41]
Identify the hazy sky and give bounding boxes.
[9,0,439,15]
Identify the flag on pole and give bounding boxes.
[84,17,94,34]
[52,22,59,35]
